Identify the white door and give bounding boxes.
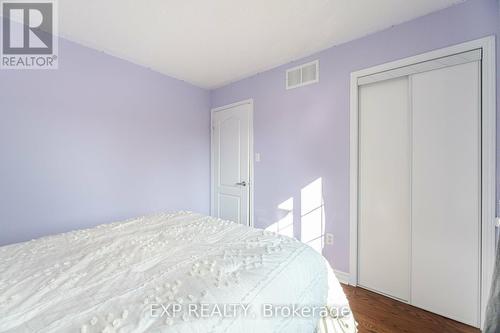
[211,101,252,225]
[356,57,481,327]
[410,61,480,326]
[358,76,411,301]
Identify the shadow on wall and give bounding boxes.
[266,177,326,254]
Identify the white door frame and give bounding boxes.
[349,36,496,328]
[210,99,254,227]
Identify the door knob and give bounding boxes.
[236,181,247,187]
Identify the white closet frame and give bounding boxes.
[349,36,496,328]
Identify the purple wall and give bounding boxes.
[0,36,211,246]
[211,0,499,272]
[0,0,497,265]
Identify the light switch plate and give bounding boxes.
[255,153,261,162]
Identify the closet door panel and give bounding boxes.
[358,77,411,301]
[411,62,480,326]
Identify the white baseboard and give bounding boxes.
[334,270,350,285]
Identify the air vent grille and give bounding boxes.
[286,60,319,89]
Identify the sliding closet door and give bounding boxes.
[411,61,480,326]
[358,77,411,301]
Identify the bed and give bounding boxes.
[0,212,356,332]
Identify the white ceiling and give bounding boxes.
[59,0,464,89]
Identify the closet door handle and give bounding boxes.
[236,181,247,187]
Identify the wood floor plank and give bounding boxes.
[342,285,480,333]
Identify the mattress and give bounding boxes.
[0,212,356,332]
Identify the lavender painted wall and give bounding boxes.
[211,0,499,273]
[0,35,211,246]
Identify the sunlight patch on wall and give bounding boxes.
[300,178,325,253]
[266,197,294,237]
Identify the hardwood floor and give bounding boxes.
[342,284,480,333]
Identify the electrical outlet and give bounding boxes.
[325,233,334,245]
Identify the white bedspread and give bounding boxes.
[0,212,356,332]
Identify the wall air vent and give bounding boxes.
[286,60,319,90]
